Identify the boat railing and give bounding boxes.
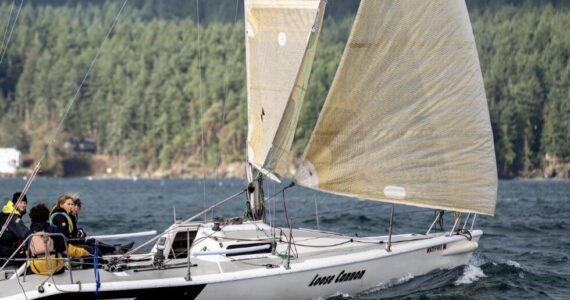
[0,232,79,283]
[426,212,478,236]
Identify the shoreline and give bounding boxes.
[1,173,569,181]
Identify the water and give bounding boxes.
[1,178,568,299]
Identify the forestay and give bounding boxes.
[246,0,325,177]
[297,0,498,215]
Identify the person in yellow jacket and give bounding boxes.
[27,203,90,275]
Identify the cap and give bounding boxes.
[11,192,27,204]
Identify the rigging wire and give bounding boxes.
[123,188,246,257]
[0,161,39,239]
[123,182,294,259]
[276,200,435,225]
[0,0,23,67]
[195,0,207,222]
[212,0,241,218]
[313,191,319,230]
[0,0,129,240]
[14,265,29,300]
[281,184,299,264]
[0,0,16,57]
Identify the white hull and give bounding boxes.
[0,221,481,300]
[198,236,478,300]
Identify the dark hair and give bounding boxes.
[29,203,50,222]
[74,198,81,207]
[11,192,27,204]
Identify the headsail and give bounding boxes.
[245,0,325,177]
[297,0,498,215]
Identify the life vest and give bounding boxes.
[28,233,55,257]
[28,232,64,276]
[49,212,74,234]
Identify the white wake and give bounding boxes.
[455,264,487,285]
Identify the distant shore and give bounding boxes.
[2,168,569,181]
[3,152,569,180]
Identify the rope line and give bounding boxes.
[123,183,293,259]
[213,0,241,217]
[0,0,23,67]
[14,265,29,300]
[123,189,246,257]
[195,0,207,221]
[0,162,39,239]
[0,0,16,57]
[0,0,128,241]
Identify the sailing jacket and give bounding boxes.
[0,200,31,261]
[49,208,88,257]
[69,213,80,241]
[49,208,74,239]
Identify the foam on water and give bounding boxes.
[360,273,415,295]
[454,264,487,285]
[505,260,521,268]
[322,292,353,299]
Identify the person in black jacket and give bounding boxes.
[66,195,133,255]
[0,192,31,267]
[27,203,68,275]
[50,194,79,239]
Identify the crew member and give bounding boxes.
[0,192,31,267]
[28,203,78,275]
[49,194,90,255]
[66,196,132,255]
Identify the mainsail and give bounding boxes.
[245,0,325,177]
[297,0,498,215]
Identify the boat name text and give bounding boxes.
[426,244,447,253]
[308,269,366,287]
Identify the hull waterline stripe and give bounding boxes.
[34,284,206,300]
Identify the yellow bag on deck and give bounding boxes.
[28,233,64,275]
[29,253,64,275]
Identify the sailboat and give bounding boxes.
[0,0,497,299]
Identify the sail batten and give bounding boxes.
[296,0,498,216]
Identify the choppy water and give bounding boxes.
[1,178,568,299]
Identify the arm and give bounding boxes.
[9,217,30,241]
[66,244,90,257]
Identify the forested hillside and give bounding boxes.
[0,0,568,178]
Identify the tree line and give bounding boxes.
[0,0,568,178]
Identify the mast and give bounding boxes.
[246,163,265,221]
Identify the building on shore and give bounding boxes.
[0,148,20,174]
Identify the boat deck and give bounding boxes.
[0,222,461,299]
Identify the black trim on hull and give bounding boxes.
[37,284,206,300]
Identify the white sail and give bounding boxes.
[297,0,498,215]
[245,0,324,176]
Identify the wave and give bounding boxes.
[504,259,522,268]
[323,292,354,300]
[357,274,415,297]
[454,265,487,286]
